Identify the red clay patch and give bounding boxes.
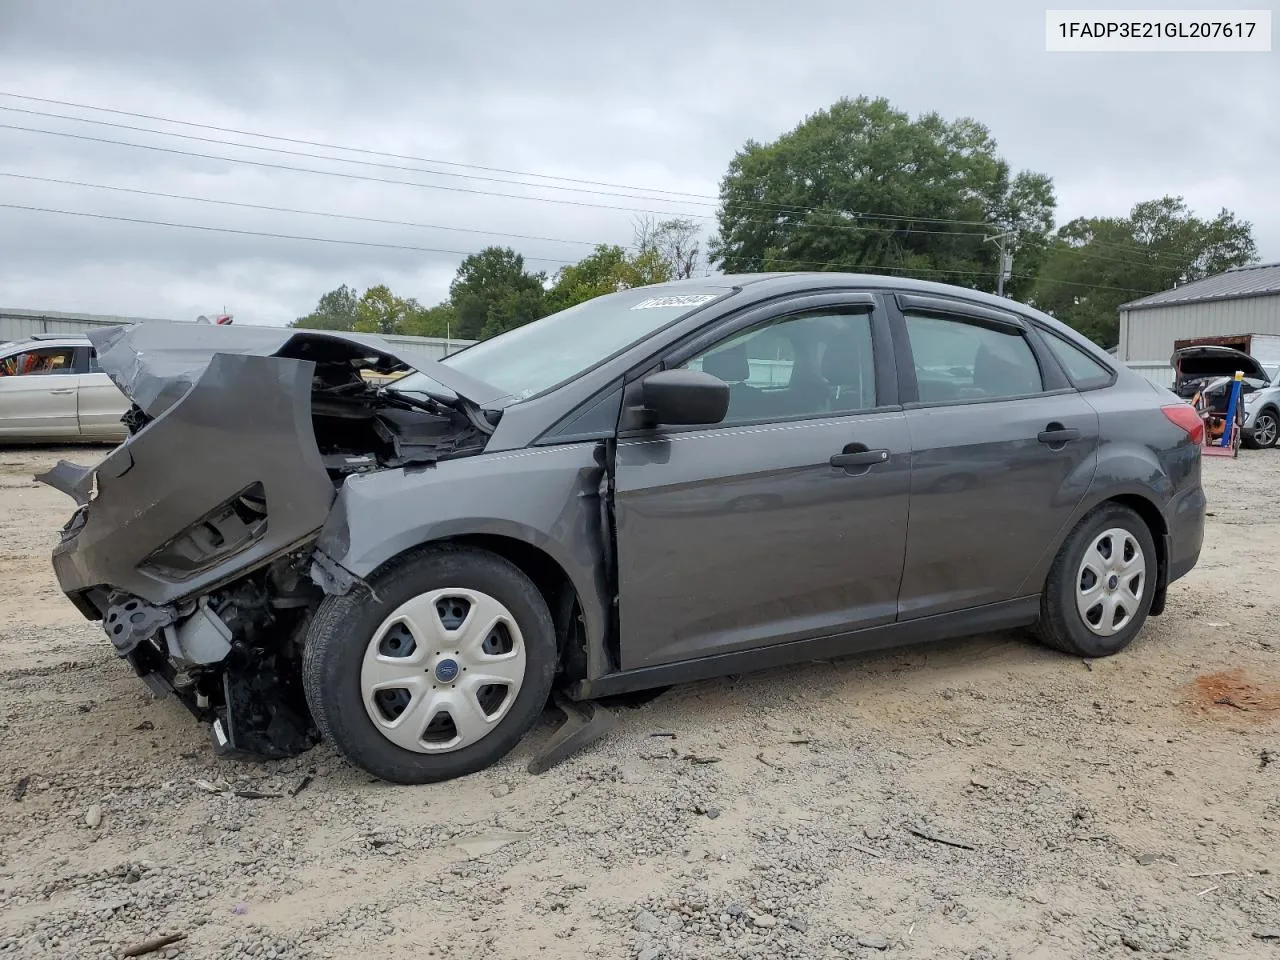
[1187,669,1280,721]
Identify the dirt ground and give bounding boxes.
[1,446,1278,960]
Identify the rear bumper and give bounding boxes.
[1166,482,1206,584]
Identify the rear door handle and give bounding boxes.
[50,388,75,396]
[831,449,890,469]
[1037,427,1080,444]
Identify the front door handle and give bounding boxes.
[831,448,890,470]
[1037,426,1080,445]
[49,388,75,396]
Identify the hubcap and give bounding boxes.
[360,588,526,753]
[1256,413,1277,447]
[1076,528,1145,638]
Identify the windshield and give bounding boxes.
[393,286,732,403]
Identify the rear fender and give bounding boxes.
[1015,441,1171,600]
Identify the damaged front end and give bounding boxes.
[39,323,501,760]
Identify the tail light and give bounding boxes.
[1162,404,1205,446]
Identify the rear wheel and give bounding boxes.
[302,546,557,784]
[1036,504,1156,658]
[1245,407,1278,449]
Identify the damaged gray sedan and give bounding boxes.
[42,274,1205,784]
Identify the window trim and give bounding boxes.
[891,298,1071,409]
[617,291,897,437]
[0,345,79,378]
[1033,325,1119,392]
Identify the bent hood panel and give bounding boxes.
[89,323,506,417]
[50,351,337,606]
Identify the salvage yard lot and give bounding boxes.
[1,448,1278,960]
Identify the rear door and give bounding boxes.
[0,345,80,439]
[73,347,130,440]
[892,294,1099,619]
[612,292,911,670]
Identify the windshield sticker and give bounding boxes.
[629,294,719,310]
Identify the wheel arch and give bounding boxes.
[356,527,594,685]
[1018,486,1171,616]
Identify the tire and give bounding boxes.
[1036,503,1157,658]
[302,545,557,785]
[1245,407,1279,449]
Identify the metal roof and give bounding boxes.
[1119,262,1280,311]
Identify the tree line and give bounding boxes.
[293,96,1257,349]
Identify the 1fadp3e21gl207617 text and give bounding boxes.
[1045,9,1272,51]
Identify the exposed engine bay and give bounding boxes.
[38,323,503,760]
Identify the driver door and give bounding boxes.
[612,293,911,670]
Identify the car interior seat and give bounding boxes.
[821,331,872,411]
[972,343,1038,398]
[701,343,764,419]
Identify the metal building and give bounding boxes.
[0,307,473,361]
[1117,263,1280,387]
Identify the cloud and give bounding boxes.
[0,0,1274,324]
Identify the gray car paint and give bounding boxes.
[46,272,1205,713]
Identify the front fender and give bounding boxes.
[314,442,610,670]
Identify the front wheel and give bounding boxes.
[1245,408,1279,449]
[302,546,557,784]
[1036,504,1157,658]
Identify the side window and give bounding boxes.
[1042,331,1113,389]
[682,310,875,425]
[88,349,103,373]
[904,314,1043,403]
[0,347,77,377]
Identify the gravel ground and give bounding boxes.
[1,446,1278,959]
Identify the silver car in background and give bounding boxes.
[0,335,129,443]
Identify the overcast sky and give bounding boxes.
[0,0,1275,326]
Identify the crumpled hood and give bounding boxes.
[89,323,506,417]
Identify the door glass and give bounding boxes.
[682,311,875,424]
[0,347,77,377]
[1042,332,1112,389]
[88,349,103,373]
[905,314,1043,402]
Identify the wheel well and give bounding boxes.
[439,534,585,678]
[1104,493,1169,614]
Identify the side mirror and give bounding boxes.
[640,369,730,426]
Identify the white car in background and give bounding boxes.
[0,334,129,443]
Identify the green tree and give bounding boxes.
[351,284,422,335]
[291,283,359,330]
[401,302,458,339]
[448,247,548,340]
[1030,197,1257,347]
[545,244,670,314]
[710,97,1056,298]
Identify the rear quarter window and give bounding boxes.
[1042,331,1114,390]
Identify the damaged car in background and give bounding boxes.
[42,275,1205,784]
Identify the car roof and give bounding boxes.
[2,334,91,352]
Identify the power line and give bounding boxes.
[0,92,1002,228]
[0,172,601,248]
[0,123,996,241]
[2,201,1158,295]
[0,202,578,263]
[0,92,1217,271]
[0,104,713,209]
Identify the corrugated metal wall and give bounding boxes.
[1,309,473,360]
[1119,294,1280,361]
[1123,361,1174,388]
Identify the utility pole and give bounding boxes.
[984,229,1016,297]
